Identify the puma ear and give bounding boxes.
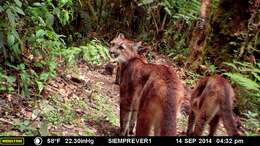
[133,41,148,54]
[121,43,128,49]
[132,41,142,50]
[118,33,125,39]
[137,46,148,55]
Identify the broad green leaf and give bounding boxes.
[46,14,54,26]
[0,6,4,12]
[63,10,69,22]
[36,29,46,38]
[7,32,15,47]
[6,9,16,27]
[53,7,60,16]
[12,42,21,57]
[12,29,20,41]
[14,0,22,7]
[14,6,25,15]
[36,80,44,93]
[33,2,42,7]
[39,72,49,81]
[59,0,68,7]
[139,0,154,5]
[6,76,16,83]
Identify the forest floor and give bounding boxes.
[0,51,227,136]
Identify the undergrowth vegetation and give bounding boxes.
[223,61,260,135]
[0,0,259,136]
[0,0,113,136]
[223,61,259,112]
[0,0,110,97]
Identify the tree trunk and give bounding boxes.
[205,0,256,65]
[186,0,211,70]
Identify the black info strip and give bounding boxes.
[0,136,259,146]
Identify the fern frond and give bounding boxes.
[253,68,260,73]
[224,73,260,91]
[252,72,260,82]
[234,60,253,68]
[223,62,238,70]
[80,40,110,65]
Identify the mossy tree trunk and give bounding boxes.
[187,0,211,70]
[205,0,256,65]
[187,0,258,69]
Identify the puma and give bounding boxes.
[114,55,147,85]
[111,39,147,85]
[109,34,184,136]
[187,75,240,136]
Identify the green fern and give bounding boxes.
[223,62,238,70]
[233,60,253,68]
[61,47,82,65]
[252,72,260,82]
[81,40,110,65]
[223,60,260,82]
[162,0,201,24]
[242,111,260,136]
[224,73,259,91]
[61,39,110,67]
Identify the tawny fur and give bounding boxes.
[187,75,240,136]
[109,34,184,136]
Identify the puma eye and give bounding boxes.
[119,46,124,50]
[110,42,115,46]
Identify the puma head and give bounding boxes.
[109,33,147,63]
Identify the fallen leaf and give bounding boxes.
[39,120,49,136]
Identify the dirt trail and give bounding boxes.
[0,52,226,136]
[66,51,226,136]
[80,50,227,136]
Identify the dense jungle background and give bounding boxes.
[0,0,259,136]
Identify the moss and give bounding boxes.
[205,0,251,65]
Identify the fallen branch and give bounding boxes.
[0,118,15,125]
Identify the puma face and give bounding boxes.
[109,33,143,63]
